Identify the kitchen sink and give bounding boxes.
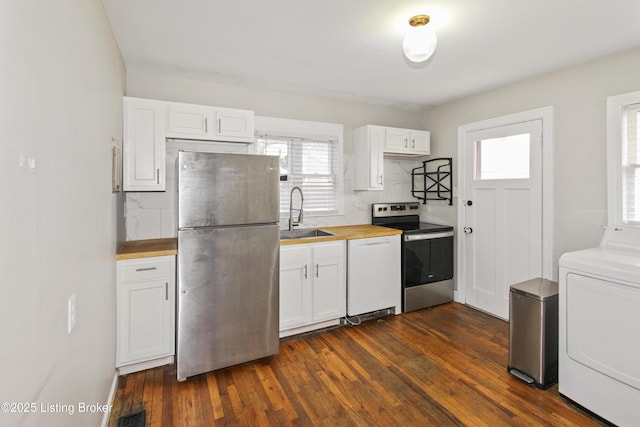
[280,229,333,240]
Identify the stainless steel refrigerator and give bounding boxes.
[177,151,280,381]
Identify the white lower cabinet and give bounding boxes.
[116,255,175,374]
[279,241,345,337]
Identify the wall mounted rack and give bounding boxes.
[411,158,453,205]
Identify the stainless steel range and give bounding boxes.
[372,202,454,312]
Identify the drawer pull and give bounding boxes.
[165,282,168,300]
[135,267,157,272]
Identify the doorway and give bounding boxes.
[457,107,554,319]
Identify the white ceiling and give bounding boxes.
[102,0,640,109]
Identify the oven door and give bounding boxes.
[403,231,454,287]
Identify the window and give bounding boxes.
[607,91,640,225]
[475,133,530,180]
[622,103,640,224]
[254,117,343,218]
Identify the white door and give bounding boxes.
[462,119,543,319]
[312,257,345,322]
[279,245,312,330]
[117,279,173,364]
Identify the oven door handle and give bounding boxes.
[404,231,454,241]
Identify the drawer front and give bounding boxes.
[280,245,312,266]
[119,257,172,282]
[312,241,345,260]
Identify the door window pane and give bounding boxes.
[475,133,530,180]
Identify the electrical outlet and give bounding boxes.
[68,293,76,334]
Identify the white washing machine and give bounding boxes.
[559,225,640,426]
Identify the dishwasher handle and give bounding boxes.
[404,231,454,242]
[357,239,391,246]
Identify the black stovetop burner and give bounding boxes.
[371,202,453,234]
[383,221,453,234]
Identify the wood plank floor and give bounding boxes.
[108,303,605,426]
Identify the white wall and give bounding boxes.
[124,71,430,239]
[421,47,640,265]
[0,1,125,426]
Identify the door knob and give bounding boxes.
[463,227,473,234]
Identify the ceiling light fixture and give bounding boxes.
[402,14,437,63]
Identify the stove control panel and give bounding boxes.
[372,202,420,218]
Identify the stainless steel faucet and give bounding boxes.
[288,186,304,231]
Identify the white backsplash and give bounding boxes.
[125,141,426,240]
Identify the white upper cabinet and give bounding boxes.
[167,102,215,138]
[166,101,254,143]
[384,126,430,155]
[215,107,254,141]
[123,97,255,192]
[353,125,384,191]
[353,124,430,191]
[123,97,167,191]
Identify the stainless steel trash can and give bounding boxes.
[508,278,558,389]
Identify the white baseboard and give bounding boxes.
[101,371,119,427]
[117,356,174,375]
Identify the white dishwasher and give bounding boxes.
[347,235,401,316]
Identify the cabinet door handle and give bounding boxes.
[315,264,319,278]
[412,138,416,149]
[156,169,160,184]
[135,267,157,272]
[304,265,308,279]
[404,138,408,148]
[218,118,222,133]
[204,118,208,133]
[165,282,168,300]
[378,175,383,185]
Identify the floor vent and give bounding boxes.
[117,410,146,427]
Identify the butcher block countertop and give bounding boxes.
[116,238,178,260]
[115,225,401,258]
[280,224,401,246]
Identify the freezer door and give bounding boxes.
[177,224,279,380]
[178,151,279,228]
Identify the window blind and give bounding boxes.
[255,134,339,217]
[622,103,640,224]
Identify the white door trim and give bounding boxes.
[455,106,555,304]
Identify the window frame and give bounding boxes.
[607,90,640,225]
[254,116,344,219]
